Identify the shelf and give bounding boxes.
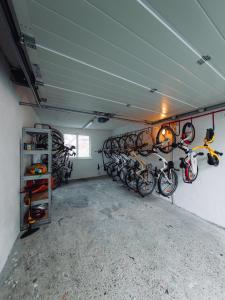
[23,128,51,134]
[22,173,51,181]
[23,210,49,228]
[24,191,49,206]
[23,150,50,155]
[21,127,52,231]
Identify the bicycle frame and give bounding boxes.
[150,150,174,184]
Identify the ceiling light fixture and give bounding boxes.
[83,117,95,129]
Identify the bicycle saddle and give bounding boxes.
[205,128,214,143]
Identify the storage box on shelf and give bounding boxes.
[20,127,52,230]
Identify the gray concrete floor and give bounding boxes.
[1,177,225,300]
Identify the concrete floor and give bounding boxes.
[1,178,225,300]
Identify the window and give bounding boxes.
[64,134,91,158]
[78,135,90,158]
[64,134,77,148]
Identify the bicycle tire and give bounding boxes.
[111,167,120,182]
[124,134,137,150]
[125,169,138,191]
[136,130,152,156]
[119,166,128,184]
[156,126,176,154]
[182,122,195,144]
[106,163,115,177]
[111,137,120,152]
[118,136,126,151]
[137,170,156,197]
[158,169,178,197]
[183,165,198,183]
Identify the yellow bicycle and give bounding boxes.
[193,128,223,166]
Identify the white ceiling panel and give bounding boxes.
[35,109,93,128]
[85,0,225,90]
[31,25,202,110]
[11,0,225,129]
[147,0,225,78]
[198,0,225,40]
[32,0,223,96]
[27,0,208,102]
[35,48,225,108]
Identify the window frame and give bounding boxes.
[63,133,91,159]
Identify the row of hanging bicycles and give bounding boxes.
[100,122,223,198]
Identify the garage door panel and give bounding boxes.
[36,52,225,107]
[28,0,206,102]
[33,0,222,96]
[86,0,225,90]
[198,0,225,38]
[39,83,191,119]
[148,0,225,78]
[41,68,201,113]
[32,25,203,109]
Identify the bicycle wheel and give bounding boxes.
[156,125,176,153]
[111,166,120,181]
[158,169,178,197]
[182,122,195,144]
[136,130,153,156]
[124,134,137,150]
[183,165,198,183]
[137,170,156,197]
[119,166,128,184]
[111,137,120,152]
[106,163,115,177]
[103,138,112,158]
[118,136,126,152]
[125,169,138,191]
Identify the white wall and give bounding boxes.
[113,123,147,136]
[0,53,39,273]
[173,112,225,228]
[57,127,112,179]
[113,113,225,228]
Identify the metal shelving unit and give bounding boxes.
[20,127,52,230]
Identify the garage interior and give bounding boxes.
[0,0,225,299]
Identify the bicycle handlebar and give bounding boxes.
[197,152,204,156]
[193,152,204,158]
[215,151,223,156]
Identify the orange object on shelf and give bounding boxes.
[27,163,47,175]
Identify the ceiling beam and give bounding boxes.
[19,101,151,124]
